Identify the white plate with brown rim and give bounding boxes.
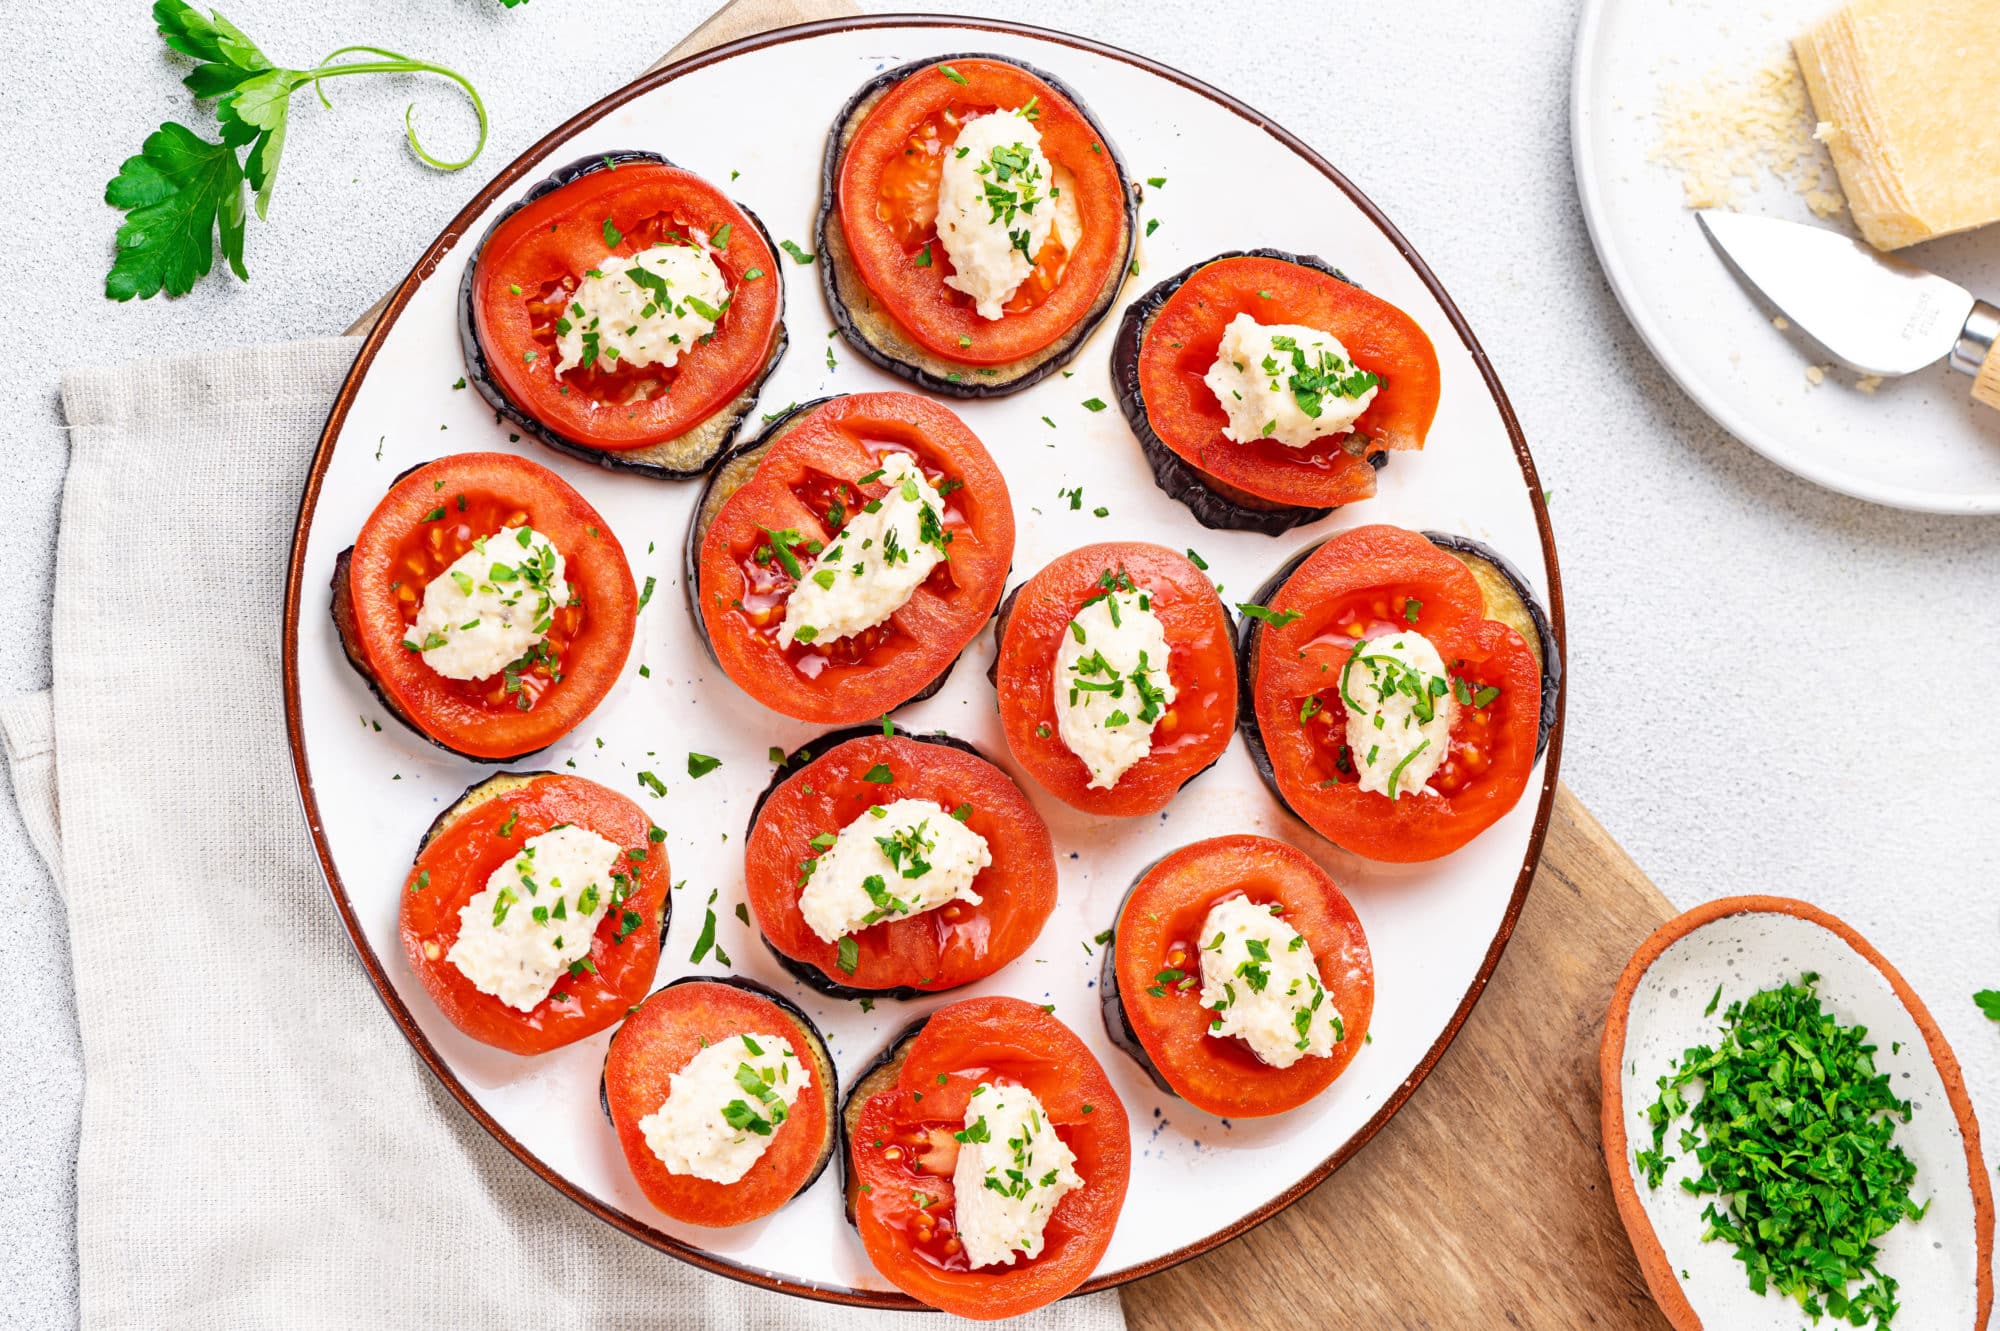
[284,14,1565,1306]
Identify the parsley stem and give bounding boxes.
[305,47,488,171]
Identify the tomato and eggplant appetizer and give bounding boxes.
[843,997,1131,1320]
[990,542,1236,817]
[332,451,637,760]
[817,55,1138,397]
[1236,524,1557,863]
[1111,248,1442,534]
[400,772,669,1055]
[1100,835,1373,1117]
[689,392,1015,724]
[461,150,786,479]
[744,727,1056,1000]
[601,977,836,1227]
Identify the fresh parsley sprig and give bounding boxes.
[106,0,489,300]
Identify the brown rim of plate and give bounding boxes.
[280,14,1568,1309]
[1598,895,1996,1331]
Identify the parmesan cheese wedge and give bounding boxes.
[1794,0,2000,251]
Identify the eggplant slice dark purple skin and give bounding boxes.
[815,54,1141,399]
[421,769,674,950]
[984,577,1237,803]
[598,974,840,1206]
[1233,533,1562,825]
[745,725,1009,1003]
[682,396,999,713]
[459,149,788,481]
[1110,247,1394,537]
[837,1016,928,1227]
[1095,855,1183,1101]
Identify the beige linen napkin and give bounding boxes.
[1,338,1125,1329]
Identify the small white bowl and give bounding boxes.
[1601,896,1993,1330]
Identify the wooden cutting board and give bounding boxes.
[354,3,1675,1324]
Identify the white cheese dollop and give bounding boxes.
[951,1082,1084,1269]
[1203,314,1381,449]
[1341,631,1456,799]
[1052,583,1178,790]
[446,825,621,1011]
[778,451,950,648]
[1197,895,1344,1069]
[555,242,730,378]
[411,526,570,682]
[796,798,991,945]
[936,110,1067,319]
[638,1032,810,1184]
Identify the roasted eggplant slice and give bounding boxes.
[1235,525,1556,862]
[816,54,1139,397]
[600,975,838,1226]
[837,1017,927,1225]
[686,392,1015,725]
[1111,247,1439,535]
[744,724,1058,1001]
[460,149,787,480]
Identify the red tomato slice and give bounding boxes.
[399,773,667,1055]
[745,733,1055,995]
[1247,525,1541,862]
[602,979,835,1227]
[836,58,1129,365]
[994,542,1236,816]
[1110,835,1373,1117]
[343,452,636,760]
[850,997,1131,1319]
[469,157,783,454]
[1136,253,1441,509]
[696,393,1014,724]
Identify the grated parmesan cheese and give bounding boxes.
[1649,54,1845,219]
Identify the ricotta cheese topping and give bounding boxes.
[950,1082,1084,1269]
[554,242,731,378]
[410,527,570,682]
[1340,631,1456,799]
[445,824,622,1011]
[1052,578,1178,790]
[796,798,991,946]
[935,109,1076,319]
[1203,313,1382,449]
[638,1032,810,1184]
[1197,894,1344,1069]
[777,451,950,649]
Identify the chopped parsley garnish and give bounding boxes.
[687,752,722,779]
[1237,603,1302,628]
[1635,974,1928,1328]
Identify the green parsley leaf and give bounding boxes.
[687,752,722,779]
[780,239,816,264]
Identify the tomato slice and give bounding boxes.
[342,452,636,759]
[850,997,1131,1319]
[1110,835,1373,1117]
[745,732,1055,995]
[1246,525,1541,862]
[835,58,1129,365]
[602,978,836,1227]
[1134,252,1441,509]
[468,156,783,455]
[696,393,1014,724]
[993,542,1236,816]
[399,774,667,1055]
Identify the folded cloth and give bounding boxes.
[2,338,1125,1331]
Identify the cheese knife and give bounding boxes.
[1696,209,2000,412]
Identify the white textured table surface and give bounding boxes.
[3,0,1995,1321]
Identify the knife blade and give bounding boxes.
[1695,210,2000,405]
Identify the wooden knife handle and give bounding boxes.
[1975,340,2000,412]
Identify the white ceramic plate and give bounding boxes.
[1572,0,2000,514]
[1602,897,1993,1329]
[285,17,1563,1305]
